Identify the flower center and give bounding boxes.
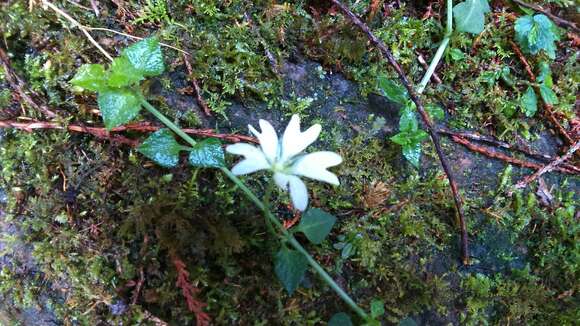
[271,161,287,173]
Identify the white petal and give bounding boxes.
[291,151,342,185]
[281,115,321,161]
[226,143,263,158]
[288,176,308,211]
[248,120,279,163]
[231,158,269,175]
[273,172,291,190]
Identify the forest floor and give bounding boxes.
[0,0,578,325]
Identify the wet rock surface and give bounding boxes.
[1,59,578,325]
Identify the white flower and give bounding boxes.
[226,114,343,211]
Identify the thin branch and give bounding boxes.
[0,47,57,118]
[331,0,470,265]
[182,54,212,116]
[450,135,577,175]
[0,120,256,145]
[514,140,580,189]
[42,0,114,61]
[510,41,575,145]
[437,128,580,173]
[511,0,580,33]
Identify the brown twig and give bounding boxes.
[0,48,57,118]
[416,51,442,84]
[182,54,212,116]
[332,0,470,265]
[514,140,580,189]
[437,128,580,173]
[0,120,257,146]
[510,41,575,145]
[509,41,535,81]
[450,135,577,175]
[511,0,580,34]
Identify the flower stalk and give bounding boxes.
[142,99,369,320]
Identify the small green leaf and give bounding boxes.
[426,104,445,121]
[138,129,182,168]
[328,312,353,326]
[515,15,559,59]
[97,88,142,130]
[449,48,465,61]
[399,104,418,132]
[370,299,385,319]
[70,64,107,91]
[539,84,558,105]
[122,37,165,77]
[398,317,418,326]
[377,75,408,104]
[108,56,144,87]
[296,208,336,244]
[520,86,537,117]
[537,61,553,87]
[274,246,308,295]
[402,142,422,168]
[188,138,225,168]
[453,0,490,34]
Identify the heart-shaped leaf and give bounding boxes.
[70,64,107,92]
[138,129,183,168]
[108,56,144,87]
[122,37,165,77]
[453,0,490,35]
[402,142,422,168]
[296,208,336,244]
[188,138,225,168]
[97,88,142,130]
[274,246,308,295]
[328,313,353,326]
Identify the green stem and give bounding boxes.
[417,0,453,94]
[139,98,369,320]
[141,99,198,146]
[221,169,369,320]
[262,179,278,237]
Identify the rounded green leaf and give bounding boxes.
[453,0,490,35]
[188,138,225,168]
[138,129,182,168]
[97,88,142,130]
[274,246,308,295]
[70,64,107,92]
[108,56,144,88]
[377,76,408,104]
[297,208,337,244]
[329,313,353,326]
[521,86,537,117]
[122,37,165,77]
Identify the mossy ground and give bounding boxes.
[0,0,578,325]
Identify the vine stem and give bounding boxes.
[417,0,452,94]
[141,99,369,320]
[332,0,470,265]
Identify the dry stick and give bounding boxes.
[450,135,576,175]
[0,48,57,118]
[416,51,442,84]
[437,128,580,173]
[511,0,580,34]
[0,120,256,145]
[514,140,580,189]
[509,41,575,146]
[182,54,212,116]
[332,0,470,265]
[42,0,114,61]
